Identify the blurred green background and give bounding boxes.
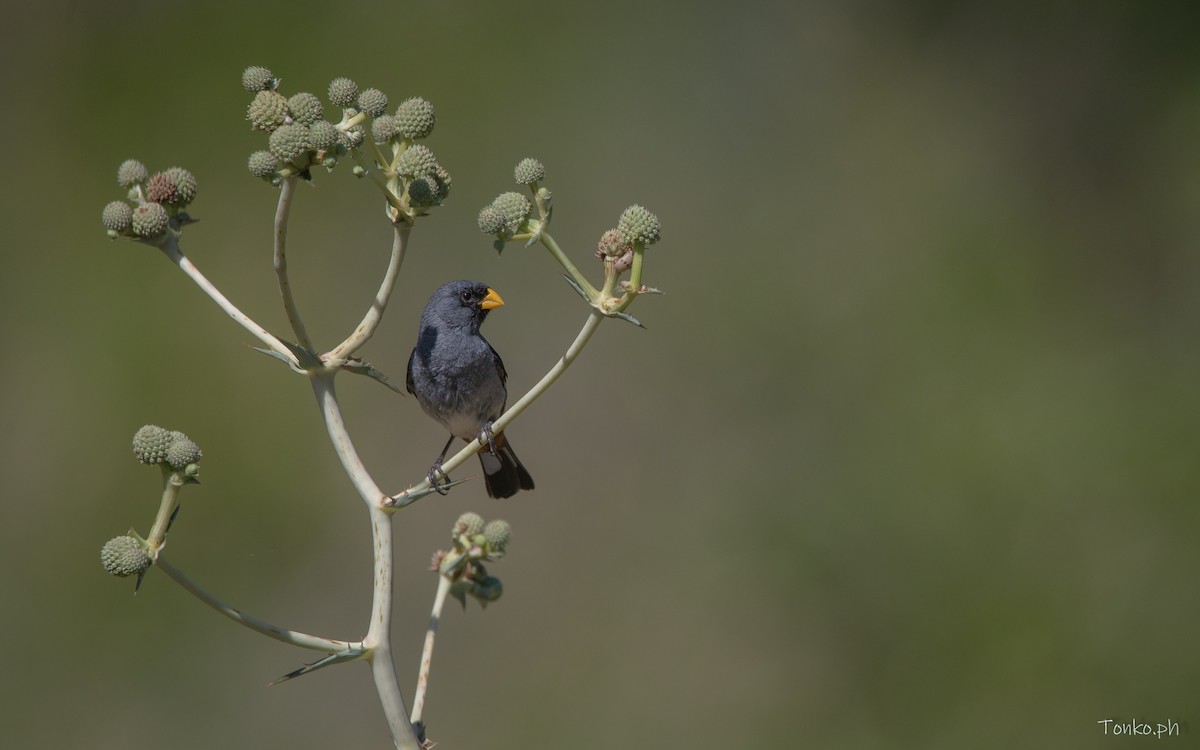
[2,1,1198,748]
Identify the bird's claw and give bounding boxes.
[428,463,451,495]
[480,422,499,457]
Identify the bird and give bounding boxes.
[406,280,535,498]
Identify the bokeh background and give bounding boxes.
[1,1,1197,748]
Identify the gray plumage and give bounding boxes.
[406,280,534,498]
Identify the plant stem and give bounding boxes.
[311,370,419,749]
[391,308,605,506]
[273,177,313,350]
[144,470,183,554]
[326,221,411,361]
[154,554,357,653]
[540,231,598,299]
[410,574,451,726]
[159,234,297,365]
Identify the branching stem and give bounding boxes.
[326,221,411,361]
[155,554,357,653]
[158,234,296,365]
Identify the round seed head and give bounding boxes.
[144,171,178,204]
[513,158,545,185]
[357,88,388,117]
[133,424,171,464]
[166,430,202,470]
[101,535,150,577]
[483,519,511,556]
[407,176,439,206]
[455,512,486,537]
[268,123,313,163]
[164,167,197,205]
[477,206,506,235]
[247,150,279,178]
[492,192,531,233]
[396,144,437,177]
[241,65,275,92]
[371,114,399,144]
[308,121,338,151]
[131,203,170,238]
[117,159,148,188]
[102,201,133,232]
[247,90,289,132]
[395,97,436,139]
[597,228,628,258]
[327,77,358,107]
[287,92,324,125]
[617,204,661,246]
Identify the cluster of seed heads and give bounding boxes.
[433,512,513,607]
[240,65,446,212]
[132,424,202,472]
[101,160,197,241]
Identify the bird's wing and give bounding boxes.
[405,348,417,395]
[489,342,508,386]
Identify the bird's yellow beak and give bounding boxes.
[481,288,505,310]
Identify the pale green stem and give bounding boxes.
[391,309,605,506]
[273,177,313,350]
[613,244,646,314]
[144,469,183,554]
[154,554,357,653]
[311,371,419,749]
[326,221,411,362]
[158,234,296,365]
[410,574,452,726]
[540,231,598,299]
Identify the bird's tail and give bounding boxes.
[479,431,534,499]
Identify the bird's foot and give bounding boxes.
[479,421,499,457]
[427,462,452,495]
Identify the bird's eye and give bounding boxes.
[460,290,473,304]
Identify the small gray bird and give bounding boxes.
[406,280,535,498]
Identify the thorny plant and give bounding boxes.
[97,65,662,749]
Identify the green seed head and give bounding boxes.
[268,123,313,164]
[483,519,511,556]
[247,90,289,132]
[395,97,436,139]
[407,176,439,206]
[477,206,506,235]
[133,424,171,464]
[327,77,358,107]
[357,88,388,117]
[617,205,661,246]
[102,201,133,232]
[371,114,399,144]
[287,92,324,125]
[101,535,150,577]
[241,65,275,92]
[131,203,170,238]
[166,430,202,470]
[164,167,197,206]
[536,186,552,201]
[247,150,279,178]
[397,144,437,177]
[308,121,338,151]
[455,512,486,537]
[513,158,545,185]
[117,159,148,188]
[492,192,531,233]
